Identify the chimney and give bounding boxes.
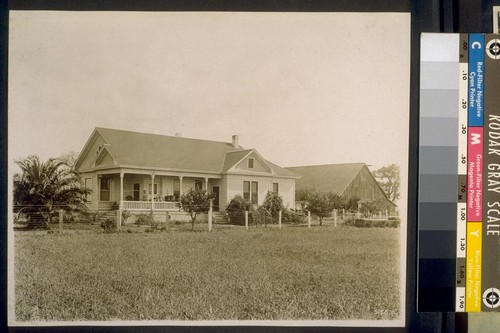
[232,135,240,148]
[175,133,182,137]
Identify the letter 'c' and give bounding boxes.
[471,41,482,49]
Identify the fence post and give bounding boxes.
[379,211,382,219]
[278,210,282,230]
[357,210,360,219]
[342,208,345,220]
[308,211,311,229]
[245,211,249,230]
[208,200,213,232]
[386,209,388,219]
[59,210,63,231]
[333,209,337,227]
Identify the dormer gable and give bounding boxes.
[93,146,116,167]
[74,129,110,170]
[226,150,273,174]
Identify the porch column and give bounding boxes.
[97,175,101,214]
[151,173,155,213]
[205,177,209,191]
[118,171,124,228]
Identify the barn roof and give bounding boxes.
[287,163,367,194]
[76,127,297,178]
[287,163,396,207]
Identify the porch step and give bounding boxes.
[100,211,118,217]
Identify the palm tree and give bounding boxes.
[13,155,91,228]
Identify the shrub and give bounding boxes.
[254,205,272,227]
[100,217,116,232]
[81,211,104,224]
[343,218,400,228]
[226,195,252,225]
[121,210,131,223]
[135,213,155,226]
[261,192,284,223]
[282,209,305,225]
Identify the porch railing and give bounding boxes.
[122,201,178,211]
[154,202,178,210]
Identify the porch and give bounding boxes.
[94,171,222,213]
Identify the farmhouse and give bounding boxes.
[74,128,299,221]
[287,163,397,214]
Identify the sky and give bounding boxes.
[8,11,410,171]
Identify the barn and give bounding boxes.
[286,163,397,214]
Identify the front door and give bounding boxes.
[133,183,140,201]
[212,186,220,211]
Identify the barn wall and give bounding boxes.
[343,167,396,213]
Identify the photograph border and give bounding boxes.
[494,6,500,33]
[0,0,448,332]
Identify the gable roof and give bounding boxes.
[75,127,297,178]
[286,163,367,194]
[288,163,396,206]
[222,149,254,172]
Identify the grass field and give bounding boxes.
[14,224,401,321]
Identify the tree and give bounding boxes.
[373,164,400,202]
[296,187,314,201]
[261,191,284,223]
[306,191,334,226]
[345,196,361,212]
[360,199,387,218]
[327,192,346,210]
[177,188,216,229]
[13,155,91,228]
[57,151,80,169]
[295,187,315,211]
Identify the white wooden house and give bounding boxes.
[74,128,299,221]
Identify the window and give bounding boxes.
[84,178,92,201]
[133,183,140,201]
[243,181,250,201]
[251,181,258,204]
[148,183,158,195]
[243,180,258,204]
[100,177,110,201]
[195,179,203,190]
[173,179,180,200]
[248,158,254,169]
[273,182,279,193]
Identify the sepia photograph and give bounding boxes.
[8,11,410,326]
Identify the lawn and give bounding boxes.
[14,224,401,321]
